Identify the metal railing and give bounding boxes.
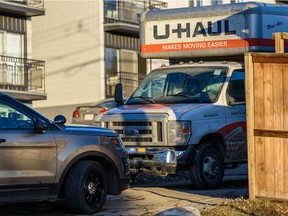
[104,0,167,25]
[105,71,146,98]
[0,55,45,94]
[2,0,44,9]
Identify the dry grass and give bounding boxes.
[201,197,288,216]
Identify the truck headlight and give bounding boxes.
[168,121,191,145]
[93,114,103,127]
[92,122,101,127]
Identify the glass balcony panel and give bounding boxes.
[0,55,45,94]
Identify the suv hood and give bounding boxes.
[105,103,208,119]
[64,125,117,136]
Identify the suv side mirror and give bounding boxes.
[115,83,124,107]
[35,118,47,133]
[54,115,66,125]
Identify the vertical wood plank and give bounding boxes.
[263,63,275,197]
[253,62,266,197]
[245,53,256,199]
[284,138,288,197]
[273,64,284,197]
[273,33,285,53]
[255,137,266,196]
[283,65,288,197]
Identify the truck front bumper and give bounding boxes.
[128,148,185,176]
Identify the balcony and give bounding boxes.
[0,55,46,102]
[0,0,45,17]
[104,0,167,37]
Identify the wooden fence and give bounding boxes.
[245,32,288,201]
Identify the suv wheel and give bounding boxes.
[64,160,108,214]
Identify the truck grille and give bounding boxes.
[101,114,168,146]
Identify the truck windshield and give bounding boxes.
[127,67,227,104]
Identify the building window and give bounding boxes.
[212,0,222,5]
[196,0,202,6]
[105,47,143,98]
[276,1,288,5]
[0,32,24,85]
[7,33,23,58]
[104,0,145,24]
[104,0,118,19]
[105,47,118,97]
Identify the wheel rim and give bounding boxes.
[84,172,103,205]
[203,154,220,181]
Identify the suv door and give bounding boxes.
[0,98,57,202]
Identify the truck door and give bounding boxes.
[0,98,57,202]
[224,69,247,162]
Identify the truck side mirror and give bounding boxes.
[115,83,124,107]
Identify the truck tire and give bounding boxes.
[64,160,108,214]
[189,144,224,189]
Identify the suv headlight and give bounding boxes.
[168,121,191,145]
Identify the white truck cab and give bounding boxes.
[95,2,288,189]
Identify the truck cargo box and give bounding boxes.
[140,2,288,59]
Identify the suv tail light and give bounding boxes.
[72,108,80,118]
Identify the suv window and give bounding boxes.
[0,102,34,130]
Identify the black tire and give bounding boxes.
[189,144,224,189]
[64,161,108,214]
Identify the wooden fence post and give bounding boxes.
[272,32,288,53]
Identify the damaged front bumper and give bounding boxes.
[127,147,185,176]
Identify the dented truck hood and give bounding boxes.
[99,103,209,120]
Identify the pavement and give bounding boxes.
[152,164,248,216]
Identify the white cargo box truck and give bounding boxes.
[95,2,288,189]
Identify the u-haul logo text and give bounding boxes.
[153,20,236,40]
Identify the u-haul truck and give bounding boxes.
[95,2,288,189]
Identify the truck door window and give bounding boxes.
[226,70,245,105]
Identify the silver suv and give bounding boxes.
[0,92,130,214]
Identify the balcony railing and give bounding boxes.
[104,0,167,25]
[105,71,146,98]
[0,55,45,95]
[2,0,44,9]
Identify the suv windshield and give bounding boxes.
[127,67,227,104]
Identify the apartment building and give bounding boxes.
[0,0,45,103]
[32,0,168,122]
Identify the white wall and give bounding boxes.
[167,0,189,8]
[32,0,105,122]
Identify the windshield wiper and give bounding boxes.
[130,96,155,104]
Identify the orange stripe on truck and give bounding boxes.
[141,38,276,53]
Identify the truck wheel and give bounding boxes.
[64,161,108,214]
[189,144,224,189]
